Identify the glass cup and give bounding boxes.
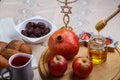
[88,35,107,65]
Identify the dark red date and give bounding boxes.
[21,22,50,38]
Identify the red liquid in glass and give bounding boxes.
[11,56,30,66]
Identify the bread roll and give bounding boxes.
[0,41,8,53]
[6,40,32,54]
[0,55,9,70]
[1,48,19,59]
[20,44,32,54]
[6,40,24,51]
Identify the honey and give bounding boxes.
[88,48,107,64]
[88,35,107,65]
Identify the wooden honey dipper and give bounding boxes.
[95,4,120,32]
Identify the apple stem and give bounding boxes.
[56,55,61,60]
[57,35,62,42]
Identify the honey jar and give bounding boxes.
[88,35,107,65]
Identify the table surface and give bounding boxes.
[0,0,120,80]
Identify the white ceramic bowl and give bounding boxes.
[14,16,57,44]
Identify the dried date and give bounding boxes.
[44,27,50,35]
[26,22,36,30]
[21,30,28,37]
[26,27,34,34]
[37,22,46,29]
[33,27,41,37]
[21,21,50,38]
[29,34,36,38]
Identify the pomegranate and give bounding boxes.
[48,29,80,59]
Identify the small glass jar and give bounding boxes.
[88,35,107,65]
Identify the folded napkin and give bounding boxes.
[0,17,22,42]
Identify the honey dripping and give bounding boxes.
[98,32,100,39]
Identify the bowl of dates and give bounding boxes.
[14,16,57,43]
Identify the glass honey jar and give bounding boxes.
[88,35,107,65]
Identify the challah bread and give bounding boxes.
[6,40,23,51]
[6,40,32,54]
[19,43,32,54]
[0,55,9,70]
[0,41,8,53]
[0,40,32,70]
[1,48,20,59]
